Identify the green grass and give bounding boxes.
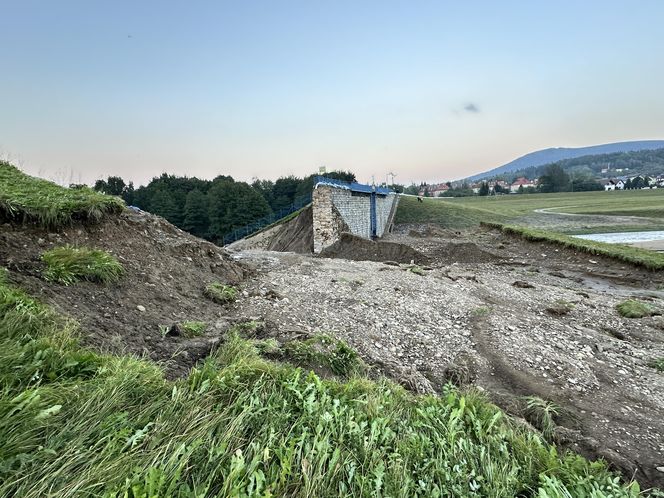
[204,282,238,304]
[616,300,655,318]
[523,396,561,442]
[395,195,506,228]
[648,358,664,372]
[0,269,644,497]
[0,162,124,228]
[180,321,207,337]
[444,189,664,220]
[396,190,664,233]
[282,334,365,378]
[485,223,664,270]
[42,246,124,285]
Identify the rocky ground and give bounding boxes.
[228,225,664,489]
[3,210,663,489]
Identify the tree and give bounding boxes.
[478,182,490,196]
[149,186,182,225]
[182,189,209,238]
[538,164,571,193]
[207,179,271,243]
[94,176,127,196]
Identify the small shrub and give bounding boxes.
[523,395,560,441]
[616,300,654,318]
[648,358,664,372]
[204,282,238,304]
[42,246,124,285]
[546,300,574,316]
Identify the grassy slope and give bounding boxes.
[0,271,640,497]
[0,162,124,228]
[394,196,507,228]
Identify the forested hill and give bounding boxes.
[487,147,664,183]
[468,140,664,181]
[93,171,355,244]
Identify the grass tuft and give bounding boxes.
[180,321,207,337]
[616,300,654,318]
[523,396,561,442]
[0,162,124,228]
[204,282,238,304]
[42,246,124,285]
[648,358,664,372]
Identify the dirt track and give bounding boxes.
[230,225,664,489]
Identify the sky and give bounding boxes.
[2,1,664,187]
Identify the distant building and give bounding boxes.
[418,182,450,197]
[599,178,624,191]
[510,177,537,193]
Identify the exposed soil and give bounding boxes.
[229,223,664,489]
[3,211,664,489]
[319,232,428,264]
[0,210,246,377]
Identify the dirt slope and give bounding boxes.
[0,209,245,377]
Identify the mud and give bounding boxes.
[266,205,314,253]
[318,232,427,264]
[0,210,246,377]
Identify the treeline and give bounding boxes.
[93,171,355,244]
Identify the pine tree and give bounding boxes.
[149,187,182,225]
[182,189,209,238]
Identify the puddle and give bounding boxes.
[574,231,664,244]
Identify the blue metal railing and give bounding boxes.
[222,193,312,245]
[314,176,393,195]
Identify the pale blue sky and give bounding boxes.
[2,1,663,186]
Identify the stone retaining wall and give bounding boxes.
[313,185,399,253]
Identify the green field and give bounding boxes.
[396,190,664,234]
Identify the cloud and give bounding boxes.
[464,103,480,113]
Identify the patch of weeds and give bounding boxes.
[254,338,281,355]
[471,306,491,317]
[546,299,574,316]
[161,321,207,338]
[203,282,238,304]
[42,246,124,285]
[158,324,170,338]
[284,334,364,377]
[402,264,426,276]
[616,299,654,318]
[523,395,560,442]
[648,357,664,372]
[180,321,207,337]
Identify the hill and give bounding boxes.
[467,140,664,181]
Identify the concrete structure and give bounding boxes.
[312,179,399,253]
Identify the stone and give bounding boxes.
[136,305,146,312]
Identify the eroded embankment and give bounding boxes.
[0,209,245,377]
